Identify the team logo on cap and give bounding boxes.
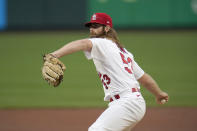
[92,14,96,20]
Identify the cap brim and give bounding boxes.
[84,21,101,27]
[84,22,92,27]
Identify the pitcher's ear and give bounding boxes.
[105,25,111,33]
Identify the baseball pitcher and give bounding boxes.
[41,13,169,131]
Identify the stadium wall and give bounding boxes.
[1,0,197,30]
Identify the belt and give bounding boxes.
[110,88,140,102]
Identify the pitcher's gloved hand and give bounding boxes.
[42,54,66,87]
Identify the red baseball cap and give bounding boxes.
[85,13,113,28]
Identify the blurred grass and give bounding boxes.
[0,30,196,108]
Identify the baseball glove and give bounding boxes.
[42,54,66,87]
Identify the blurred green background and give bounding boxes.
[0,30,196,108]
[0,0,197,109]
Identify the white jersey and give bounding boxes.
[84,38,144,101]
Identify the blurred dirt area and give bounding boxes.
[0,107,196,131]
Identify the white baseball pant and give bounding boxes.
[88,94,146,131]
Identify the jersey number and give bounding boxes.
[120,52,133,74]
[99,72,111,89]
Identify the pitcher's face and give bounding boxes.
[89,23,105,38]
